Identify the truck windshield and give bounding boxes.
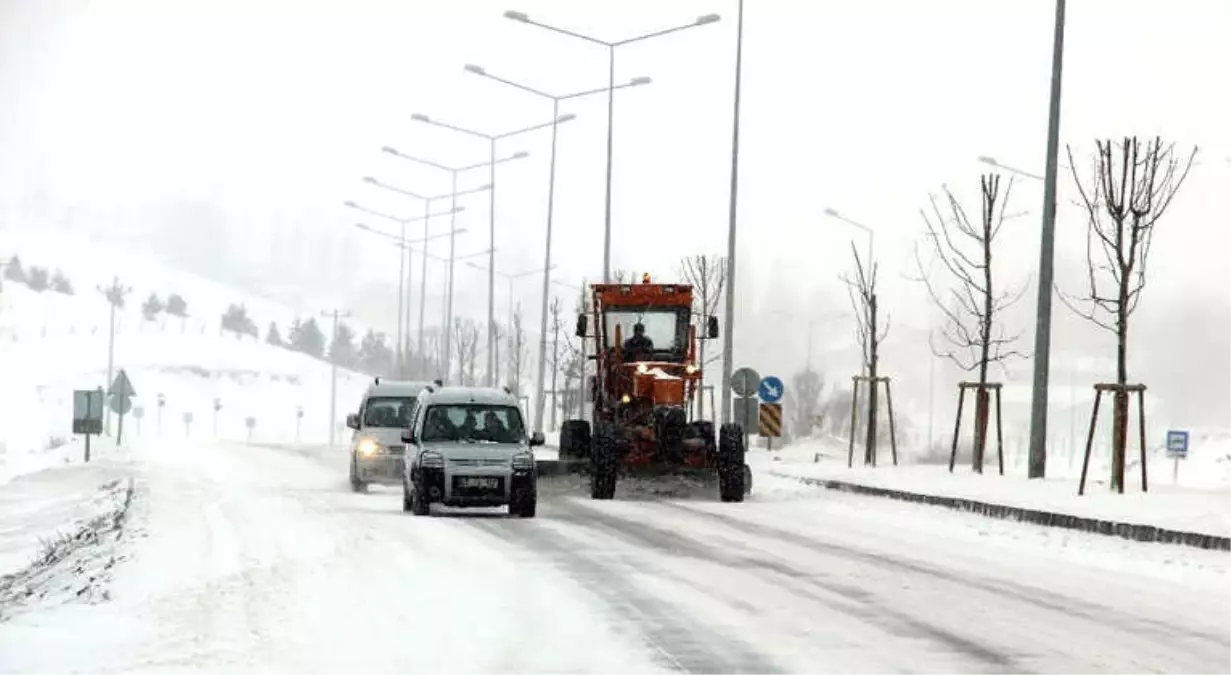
[420,404,526,444]
[604,308,685,354]
[363,397,417,429]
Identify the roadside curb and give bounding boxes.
[768,471,1231,551]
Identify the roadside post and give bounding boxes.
[1166,429,1188,485]
[757,375,784,451]
[72,387,104,462]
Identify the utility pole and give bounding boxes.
[321,308,351,446]
[1027,0,1067,479]
[719,0,745,426]
[97,277,131,435]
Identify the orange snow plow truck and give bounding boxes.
[555,273,750,502]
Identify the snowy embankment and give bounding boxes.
[761,434,1231,538]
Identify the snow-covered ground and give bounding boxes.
[0,436,1226,673]
[761,434,1231,537]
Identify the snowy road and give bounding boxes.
[1,440,1227,674]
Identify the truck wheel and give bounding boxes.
[560,420,591,459]
[718,423,746,503]
[401,478,413,512]
[349,456,367,493]
[589,425,618,500]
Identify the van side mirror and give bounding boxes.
[575,314,588,338]
[707,315,719,339]
[346,413,360,430]
[402,428,417,444]
[529,431,545,447]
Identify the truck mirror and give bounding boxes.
[346,413,360,430]
[401,428,417,444]
[575,314,588,338]
[707,315,719,339]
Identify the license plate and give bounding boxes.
[458,477,499,489]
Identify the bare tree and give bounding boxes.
[840,243,890,464]
[453,317,480,386]
[560,290,588,418]
[1061,136,1197,490]
[507,304,528,395]
[915,174,1028,472]
[680,254,728,419]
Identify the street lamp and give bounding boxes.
[822,208,875,270]
[465,260,558,391]
[503,8,721,285]
[382,146,528,370]
[364,176,491,362]
[464,62,651,433]
[411,111,575,386]
[343,200,463,374]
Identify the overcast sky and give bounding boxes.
[2,0,1229,427]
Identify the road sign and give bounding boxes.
[72,389,104,435]
[245,417,256,429]
[731,367,761,397]
[213,398,222,411]
[109,395,132,416]
[133,406,145,419]
[108,369,136,398]
[1166,430,1189,459]
[758,375,784,404]
[759,403,783,438]
[732,397,759,432]
[183,412,194,424]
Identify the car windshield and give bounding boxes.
[604,308,686,355]
[363,397,416,429]
[420,404,526,444]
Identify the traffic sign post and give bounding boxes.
[757,376,784,404]
[183,411,194,436]
[245,416,256,443]
[157,393,166,435]
[73,388,105,462]
[730,366,760,450]
[213,398,222,437]
[133,406,145,435]
[1166,430,1189,484]
[759,402,783,450]
[108,370,136,447]
[295,406,304,443]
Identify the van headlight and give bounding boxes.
[357,438,380,456]
[512,452,534,470]
[420,450,444,469]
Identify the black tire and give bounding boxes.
[349,456,367,493]
[718,423,746,502]
[410,475,430,516]
[589,425,618,500]
[511,490,538,518]
[401,478,413,513]
[560,420,591,459]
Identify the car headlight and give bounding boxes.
[636,363,649,374]
[512,451,534,470]
[621,394,631,404]
[357,438,380,456]
[685,364,698,374]
[420,450,444,469]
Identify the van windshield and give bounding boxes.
[363,397,417,429]
[420,404,525,444]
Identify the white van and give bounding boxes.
[345,378,434,492]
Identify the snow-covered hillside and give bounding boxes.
[0,229,377,482]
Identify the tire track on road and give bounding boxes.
[469,518,785,675]
[553,500,1021,673]
[660,501,1230,648]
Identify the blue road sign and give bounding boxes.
[1166,430,1189,459]
[758,376,784,404]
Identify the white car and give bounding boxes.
[401,384,544,517]
[344,379,434,492]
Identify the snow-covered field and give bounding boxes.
[762,435,1231,537]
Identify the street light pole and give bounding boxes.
[321,307,351,446]
[381,146,526,379]
[410,113,574,386]
[720,0,744,426]
[462,64,649,431]
[1028,0,1067,479]
[503,9,721,283]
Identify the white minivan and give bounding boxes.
[401,384,544,517]
[345,379,434,492]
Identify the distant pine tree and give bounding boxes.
[266,321,283,346]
